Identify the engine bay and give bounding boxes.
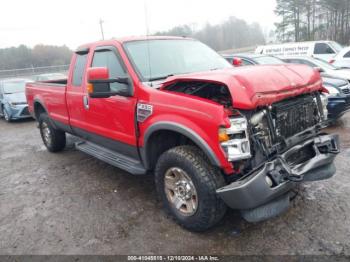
[163,81,233,108]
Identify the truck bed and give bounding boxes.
[25,80,70,125]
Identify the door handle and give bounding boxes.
[83,95,89,110]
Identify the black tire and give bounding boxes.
[2,106,11,122]
[39,113,66,152]
[155,145,227,231]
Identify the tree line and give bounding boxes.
[275,0,350,44]
[0,45,72,71]
[155,16,266,51]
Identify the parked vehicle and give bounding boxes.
[0,78,32,122]
[223,54,350,122]
[34,73,67,82]
[26,37,339,231]
[256,41,343,62]
[322,76,350,121]
[282,56,350,82]
[330,46,350,69]
[223,53,285,66]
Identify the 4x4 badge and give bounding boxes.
[137,103,153,122]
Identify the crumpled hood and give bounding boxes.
[161,64,322,109]
[4,92,27,104]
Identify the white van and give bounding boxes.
[255,41,343,61]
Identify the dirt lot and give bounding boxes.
[0,114,349,256]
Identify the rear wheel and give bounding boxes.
[155,146,227,231]
[39,113,66,152]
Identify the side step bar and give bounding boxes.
[75,141,146,175]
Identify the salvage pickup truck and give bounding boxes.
[26,36,339,231]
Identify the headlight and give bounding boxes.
[319,94,328,121]
[324,85,340,95]
[9,102,17,108]
[219,116,251,161]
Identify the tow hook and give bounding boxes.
[268,167,303,185]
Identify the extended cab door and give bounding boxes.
[66,49,89,131]
[79,45,139,159]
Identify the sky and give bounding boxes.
[0,0,277,49]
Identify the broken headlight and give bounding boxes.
[219,117,251,161]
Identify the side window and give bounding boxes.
[242,59,254,66]
[344,51,350,58]
[91,50,127,92]
[225,58,233,64]
[288,59,315,67]
[314,43,335,54]
[72,53,88,86]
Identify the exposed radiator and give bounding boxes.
[273,95,320,139]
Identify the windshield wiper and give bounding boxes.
[148,74,174,82]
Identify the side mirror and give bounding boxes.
[232,57,242,67]
[315,67,325,73]
[87,67,132,98]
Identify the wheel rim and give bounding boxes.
[42,122,52,146]
[164,167,198,216]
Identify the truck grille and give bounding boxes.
[273,95,319,139]
[340,85,350,94]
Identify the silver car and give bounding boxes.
[0,78,33,122]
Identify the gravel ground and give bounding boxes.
[0,114,349,255]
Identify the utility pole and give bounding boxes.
[99,19,105,40]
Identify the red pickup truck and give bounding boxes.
[26,36,339,231]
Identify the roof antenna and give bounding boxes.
[99,19,105,40]
[144,0,153,87]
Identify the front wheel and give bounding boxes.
[155,146,227,231]
[39,113,66,152]
[3,107,11,122]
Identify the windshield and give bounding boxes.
[329,41,343,53]
[124,39,231,81]
[2,81,26,94]
[314,57,339,70]
[254,56,285,65]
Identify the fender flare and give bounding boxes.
[33,98,48,119]
[142,121,220,169]
[32,99,59,129]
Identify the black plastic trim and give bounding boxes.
[75,47,89,55]
[142,121,221,169]
[217,133,339,210]
[73,127,141,161]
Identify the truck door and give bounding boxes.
[79,45,139,159]
[66,49,89,132]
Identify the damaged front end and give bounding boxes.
[217,133,339,222]
[217,92,340,222]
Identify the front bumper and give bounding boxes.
[217,133,339,220]
[327,94,350,120]
[6,104,31,120]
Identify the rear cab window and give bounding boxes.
[72,53,88,86]
[241,59,254,66]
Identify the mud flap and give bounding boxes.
[241,194,290,223]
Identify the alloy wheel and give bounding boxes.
[164,167,198,216]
